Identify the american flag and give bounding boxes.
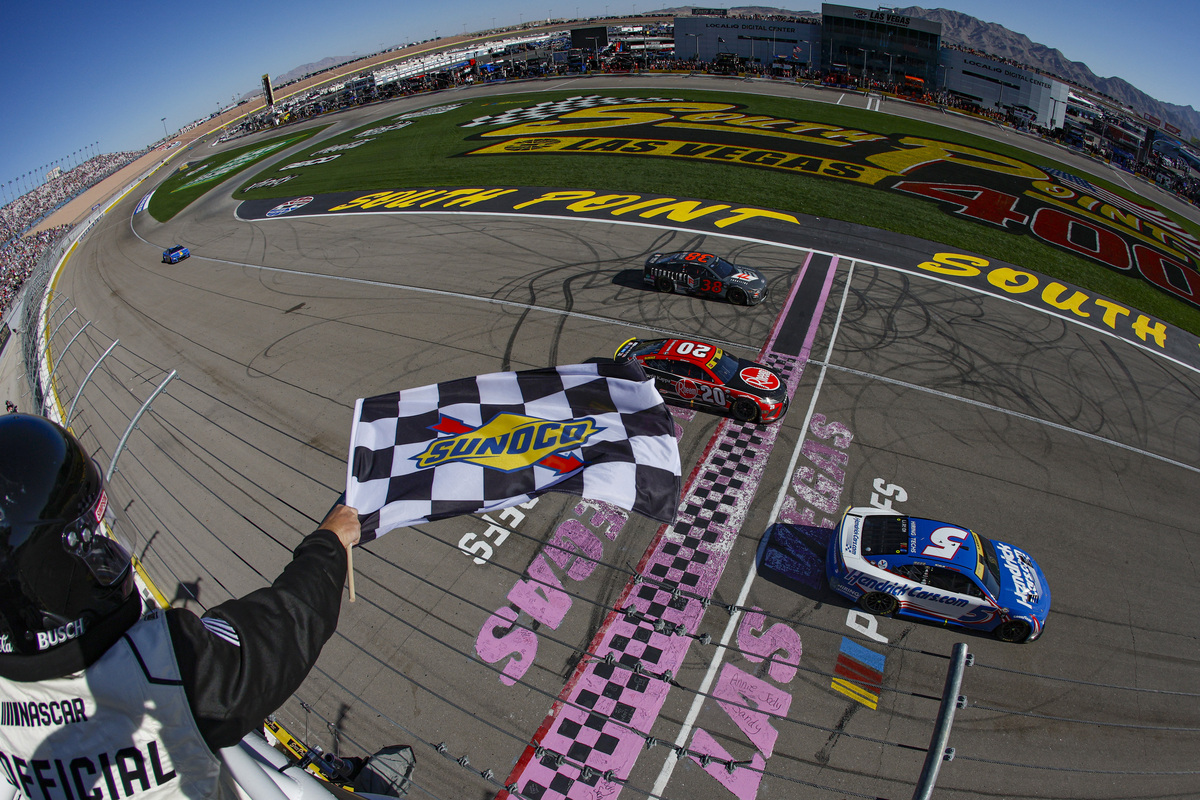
[1042,167,1200,261]
[1045,168,1175,227]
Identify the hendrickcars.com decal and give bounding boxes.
[236,185,1200,371]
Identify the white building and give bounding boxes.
[673,14,819,65]
[940,49,1069,129]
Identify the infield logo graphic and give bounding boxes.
[412,413,602,474]
[459,94,1200,310]
[174,138,301,191]
[266,196,314,217]
[832,637,885,710]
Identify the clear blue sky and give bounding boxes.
[1,0,1196,196]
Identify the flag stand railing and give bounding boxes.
[912,642,970,800]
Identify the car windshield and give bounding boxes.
[629,340,665,358]
[861,515,909,556]
[709,258,739,279]
[973,532,1003,598]
[710,352,740,383]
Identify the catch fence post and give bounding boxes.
[46,294,71,324]
[105,369,176,483]
[911,642,969,800]
[46,307,77,353]
[65,339,119,425]
[43,320,90,410]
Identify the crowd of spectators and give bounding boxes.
[1,151,145,244]
[1126,153,1200,204]
[1,225,70,317]
[0,150,144,319]
[728,12,821,24]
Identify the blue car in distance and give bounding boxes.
[162,245,190,264]
[826,507,1050,642]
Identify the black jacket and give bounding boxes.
[166,529,348,749]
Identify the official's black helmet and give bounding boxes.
[0,414,135,657]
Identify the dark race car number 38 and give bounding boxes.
[643,252,768,306]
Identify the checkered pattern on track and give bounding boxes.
[460,95,683,128]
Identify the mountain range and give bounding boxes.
[660,6,1197,140]
[891,6,1199,142]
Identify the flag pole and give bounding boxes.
[326,493,356,602]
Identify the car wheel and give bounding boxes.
[859,592,899,616]
[995,619,1032,643]
[727,287,747,305]
[731,398,758,422]
[655,276,674,293]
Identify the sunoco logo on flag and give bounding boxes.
[412,414,601,473]
[346,361,681,540]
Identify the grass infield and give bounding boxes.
[150,126,327,222]
[232,89,1200,336]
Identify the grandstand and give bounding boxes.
[1,151,146,319]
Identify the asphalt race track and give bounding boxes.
[46,78,1200,800]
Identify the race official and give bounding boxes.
[0,413,359,800]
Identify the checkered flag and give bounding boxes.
[346,361,681,542]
